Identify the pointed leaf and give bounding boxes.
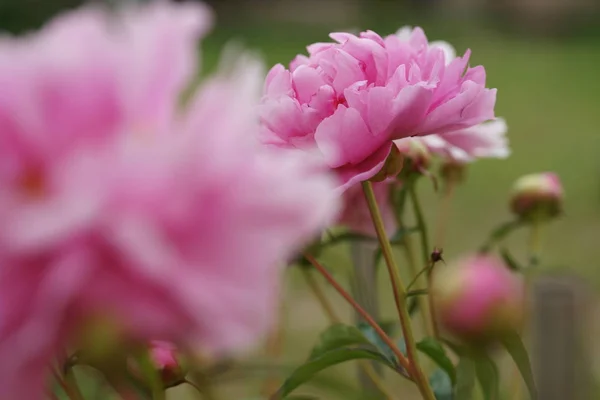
[501,330,537,399]
[479,220,523,253]
[322,232,377,248]
[454,356,476,400]
[430,368,453,400]
[390,226,419,244]
[474,353,500,400]
[276,348,393,397]
[408,297,420,316]
[310,324,374,360]
[500,247,523,272]
[417,337,456,384]
[357,323,399,365]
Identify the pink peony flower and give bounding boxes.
[432,256,524,342]
[259,26,497,191]
[338,180,398,236]
[0,3,339,399]
[394,118,509,164]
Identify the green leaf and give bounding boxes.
[430,369,453,400]
[390,226,419,244]
[454,356,476,400]
[501,331,537,400]
[357,323,399,365]
[406,288,429,298]
[474,353,500,400]
[309,324,374,360]
[479,220,523,253]
[408,297,420,316]
[322,232,377,248]
[500,247,523,272]
[132,349,164,399]
[416,337,456,384]
[275,348,392,397]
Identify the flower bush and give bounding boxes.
[0,1,565,400]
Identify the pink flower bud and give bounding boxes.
[149,341,185,387]
[510,172,563,221]
[432,256,524,343]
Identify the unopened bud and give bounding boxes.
[440,161,466,185]
[432,256,524,344]
[431,247,444,264]
[371,145,404,182]
[394,138,431,171]
[149,341,186,387]
[510,172,563,221]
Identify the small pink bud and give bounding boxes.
[149,341,186,387]
[510,172,563,221]
[432,256,524,343]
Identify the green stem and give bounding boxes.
[302,266,397,399]
[302,268,341,323]
[190,371,221,400]
[362,181,435,400]
[479,220,524,254]
[407,182,439,339]
[63,368,85,400]
[408,182,431,268]
[406,264,431,292]
[389,182,432,336]
[528,219,543,267]
[434,179,456,248]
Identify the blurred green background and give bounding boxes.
[3,0,600,398]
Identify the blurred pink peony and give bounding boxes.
[0,3,339,399]
[432,256,524,342]
[259,26,497,191]
[394,118,509,164]
[338,180,398,236]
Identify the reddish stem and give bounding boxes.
[303,253,411,374]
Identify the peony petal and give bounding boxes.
[264,64,294,97]
[292,64,326,103]
[388,83,436,138]
[315,106,385,168]
[118,1,213,132]
[334,143,392,193]
[417,81,496,135]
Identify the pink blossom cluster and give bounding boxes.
[259,26,498,191]
[0,3,339,398]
